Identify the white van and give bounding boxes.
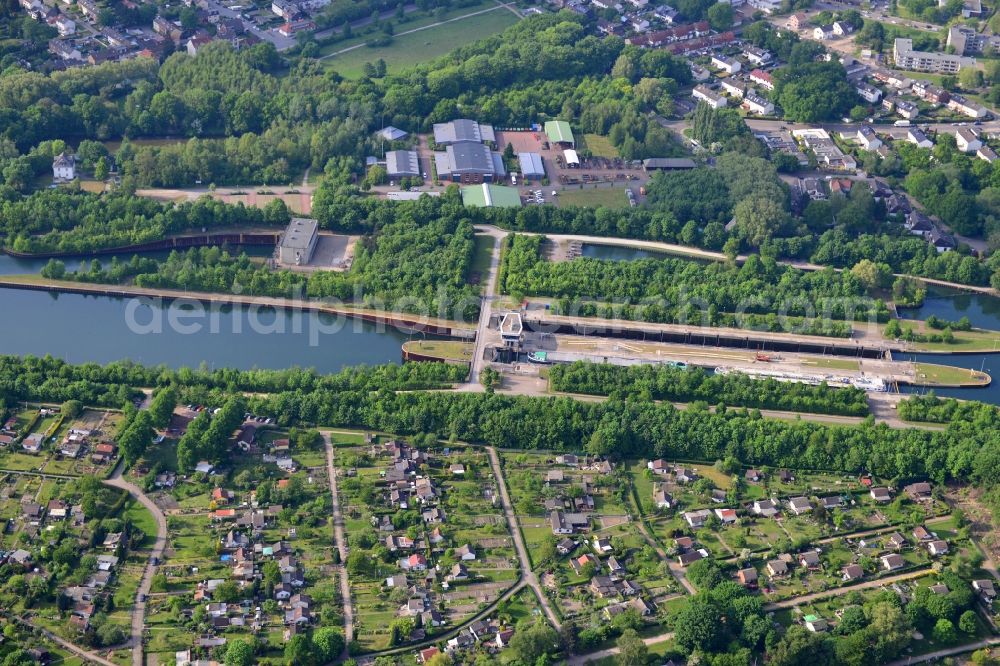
[894,120,911,127]
[511,173,517,186]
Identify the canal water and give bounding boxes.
[0,252,412,372]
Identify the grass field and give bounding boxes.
[321,6,519,78]
[557,186,629,209]
[912,362,990,387]
[581,134,620,158]
[403,339,474,361]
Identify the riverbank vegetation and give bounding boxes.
[38,207,482,319]
[548,361,870,416]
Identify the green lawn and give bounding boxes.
[557,186,630,209]
[581,134,620,158]
[321,7,519,78]
[912,362,989,387]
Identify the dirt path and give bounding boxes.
[567,630,675,665]
[322,432,355,653]
[14,616,118,666]
[485,445,562,630]
[763,568,934,610]
[885,637,1000,665]
[103,458,168,666]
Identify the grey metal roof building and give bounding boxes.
[385,150,420,178]
[278,217,319,265]
[434,143,505,183]
[518,152,545,178]
[432,119,496,146]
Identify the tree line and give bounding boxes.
[498,234,890,324]
[548,361,870,416]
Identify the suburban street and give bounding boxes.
[103,458,168,666]
[322,432,355,654]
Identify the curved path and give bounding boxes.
[763,568,933,611]
[322,432,355,656]
[104,458,168,666]
[485,445,562,630]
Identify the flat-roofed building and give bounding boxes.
[435,143,505,183]
[385,150,420,178]
[518,152,545,179]
[894,38,974,73]
[433,119,495,146]
[278,217,319,265]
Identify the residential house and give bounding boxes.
[714,508,737,525]
[674,467,697,484]
[455,544,476,561]
[742,93,774,115]
[881,554,906,571]
[743,45,773,66]
[684,509,712,528]
[833,20,855,36]
[788,497,812,516]
[556,538,577,556]
[814,25,835,40]
[737,567,758,588]
[927,540,949,556]
[721,78,747,99]
[842,564,863,581]
[887,532,907,549]
[856,126,882,150]
[913,526,932,541]
[786,12,807,29]
[647,459,670,475]
[678,549,708,566]
[973,579,996,602]
[652,483,674,509]
[745,469,763,483]
[752,499,779,517]
[799,551,821,569]
[692,85,727,109]
[956,128,983,152]
[870,487,892,502]
[711,54,741,74]
[977,145,999,163]
[766,560,789,577]
[571,553,600,575]
[593,537,613,554]
[904,482,933,502]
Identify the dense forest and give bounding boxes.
[548,361,870,416]
[3,356,999,497]
[497,234,890,324]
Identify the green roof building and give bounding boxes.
[544,120,575,147]
[461,183,522,208]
